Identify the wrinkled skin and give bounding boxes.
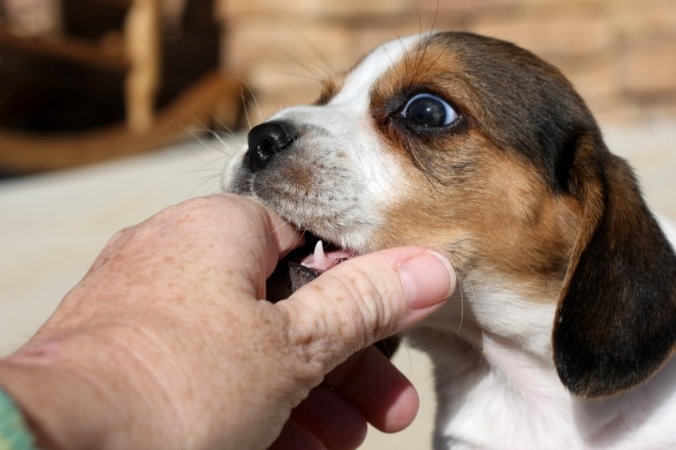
[0,194,454,450]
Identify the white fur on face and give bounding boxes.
[222,36,422,253]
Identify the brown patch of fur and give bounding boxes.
[314,75,345,106]
[365,36,582,303]
[377,143,581,304]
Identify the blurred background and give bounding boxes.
[223,0,676,124]
[0,0,675,448]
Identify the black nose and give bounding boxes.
[246,121,295,171]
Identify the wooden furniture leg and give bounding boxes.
[124,0,161,134]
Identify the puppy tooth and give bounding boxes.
[314,240,327,267]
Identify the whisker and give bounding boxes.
[429,0,440,37]
[267,70,326,83]
[286,23,336,76]
[206,109,244,143]
[236,76,264,123]
[464,275,485,362]
[241,86,254,130]
[456,271,466,334]
[282,54,327,83]
[245,80,262,120]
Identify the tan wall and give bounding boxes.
[218,0,676,125]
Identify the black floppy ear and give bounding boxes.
[553,132,676,399]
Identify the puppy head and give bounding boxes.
[223,32,676,398]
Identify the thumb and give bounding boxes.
[277,246,456,374]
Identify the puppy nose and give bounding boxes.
[246,121,295,171]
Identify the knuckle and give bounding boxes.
[281,260,401,384]
[296,264,391,345]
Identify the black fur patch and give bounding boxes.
[430,32,599,194]
[554,149,676,398]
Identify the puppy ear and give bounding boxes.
[553,132,676,399]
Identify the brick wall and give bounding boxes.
[217,0,676,125]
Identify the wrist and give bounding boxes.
[0,385,38,450]
[0,328,184,450]
[0,360,114,450]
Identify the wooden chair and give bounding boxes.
[0,0,244,172]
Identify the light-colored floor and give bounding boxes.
[0,123,675,449]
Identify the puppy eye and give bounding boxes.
[401,93,457,127]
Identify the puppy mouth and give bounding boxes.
[267,231,356,302]
[285,231,355,275]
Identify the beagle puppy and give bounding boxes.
[223,32,676,449]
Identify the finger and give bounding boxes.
[323,350,367,388]
[157,194,304,297]
[40,194,305,334]
[291,385,367,450]
[205,194,304,280]
[268,420,325,450]
[279,247,456,375]
[252,199,307,277]
[331,346,418,433]
[85,194,303,285]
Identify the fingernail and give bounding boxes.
[399,252,456,310]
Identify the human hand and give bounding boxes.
[0,194,455,450]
